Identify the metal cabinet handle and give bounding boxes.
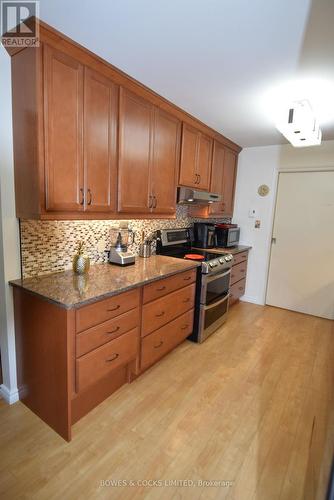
[154,196,157,208]
[183,276,192,281]
[181,324,189,330]
[238,286,244,291]
[156,286,166,291]
[107,304,120,312]
[80,188,84,205]
[198,174,201,184]
[87,188,92,205]
[154,341,163,349]
[105,353,119,363]
[148,195,153,208]
[155,311,165,317]
[183,298,190,303]
[106,326,120,335]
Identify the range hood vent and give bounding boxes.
[177,187,222,205]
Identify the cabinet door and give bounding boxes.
[222,149,238,216]
[179,123,198,188]
[44,45,84,212]
[197,133,212,190]
[151,109,180,214]
[84,68,118,212]
[209,141,225,215]
[118,88,153,213]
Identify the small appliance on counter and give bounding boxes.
[215,223,240,248]
[156,227,233,343]
[193,222,216,248]
[108,224,136,266]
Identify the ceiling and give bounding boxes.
[38,0,334,148]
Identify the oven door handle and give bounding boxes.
[206,268,231,283]
[204,293,230,310]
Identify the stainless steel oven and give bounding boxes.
[197,268,231,343]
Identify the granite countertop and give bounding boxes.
[10,255,200,310]
[193,245,252,255]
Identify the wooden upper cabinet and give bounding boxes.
[151,109,180,214]
[209,142,238,216]
[44,45,84,212]
[84,68,118,212]
[197,133,212,190]
[209,141,226,215]
[221,148,238,217]
[179,124,212,191]
[118,88,153,213]
[179,124,199,188]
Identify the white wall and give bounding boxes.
[0,46,21,403]
[233,140,334,305]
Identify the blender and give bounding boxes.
[108,224,136,266]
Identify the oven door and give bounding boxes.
[201,269,231,305]
[198,293,230,343]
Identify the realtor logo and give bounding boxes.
[1,1,39,47]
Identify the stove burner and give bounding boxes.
[184,254,205,261]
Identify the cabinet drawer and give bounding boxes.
[229,278,246,304]
[142,283,195,337]
[76,327,138,392]
[76,308,140,357]
[141,309,194,370]
[143,269,196,304]
[230,261,248,286]
[232,251,248,266]
[76,288,140,333]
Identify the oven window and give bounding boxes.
[204,297,229,330]
[206,273,230,305]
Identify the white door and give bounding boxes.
[266,171,334,320]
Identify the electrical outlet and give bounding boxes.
[255,220,261,229]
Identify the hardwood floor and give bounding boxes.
[0,302,333,499]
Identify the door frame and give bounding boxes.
[264,165,334,306]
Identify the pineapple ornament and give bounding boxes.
[72,241,90,275]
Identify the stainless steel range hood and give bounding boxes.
[177,187,222,205]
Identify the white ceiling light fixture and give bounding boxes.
[276,99,322,147]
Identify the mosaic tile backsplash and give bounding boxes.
[20,206,231,278]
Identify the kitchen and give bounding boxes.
[0,1,334,499]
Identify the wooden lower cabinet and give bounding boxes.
[12,269,196,441]
[229,251,249,306]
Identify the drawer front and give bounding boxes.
[230,261,248,286]
[76,308,140,357]
[232,251,248,266]
[229,278,246,304]
[76,288,140,333]
[142,283,195,337]
[143,269,197,304]
[76,327,138,392]
[141,309,194,370]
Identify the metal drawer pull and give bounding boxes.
[154,341,163,349]
[105,353,119,363]
[183,298,190,303]
[107,305,120,312]
[106,326,120,335]
[153,196,157,208]
[87,188,92,205]
[181,324,189,330]
[239,286,244,291]
[183,276,192,281]
[156,286,166,291]
[155,311,165,317]
[79,188,84,205]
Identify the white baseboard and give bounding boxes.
[240,295,265,306]
[0,384,19,404]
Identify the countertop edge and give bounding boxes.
[9,262,200,310]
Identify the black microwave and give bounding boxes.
[215,225,240,248]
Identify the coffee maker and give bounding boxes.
[109,224,136,266]
[193,222,216,248]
